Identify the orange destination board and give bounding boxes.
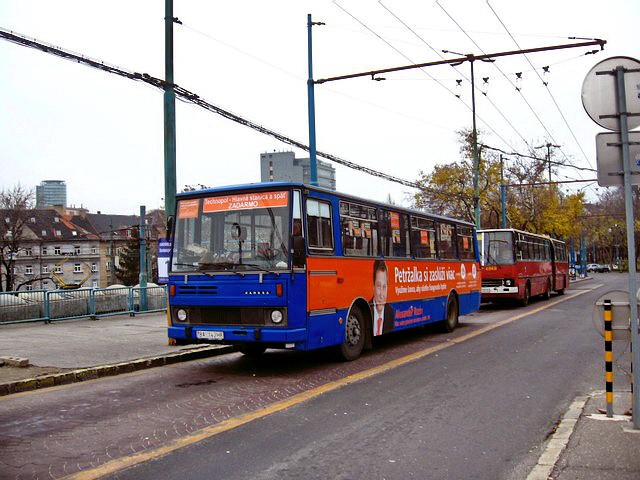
[203,191,289,213]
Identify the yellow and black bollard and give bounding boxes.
[604,298,614,417]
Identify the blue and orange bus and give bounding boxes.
[478,229,569,306]
[167,182,481,360]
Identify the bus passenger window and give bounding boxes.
[411,216,437,259]
[437,222,457,259]
[456,226,475,260]
[307,199,333,253]
[340,201,378,257]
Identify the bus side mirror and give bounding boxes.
[166,216,174,237]
[292,235,306,267]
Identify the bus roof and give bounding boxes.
[478,228,565,243]
[175,181,475,227]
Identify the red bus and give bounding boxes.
[167,182,481,360]
[478,229,569,306]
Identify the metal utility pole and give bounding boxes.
[535,142,561,184]
[307,14,324,187]
[139,205,148,312]
[500,154,507,228]
[314,39,605,229]
[164,0,177,223]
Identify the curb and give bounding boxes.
[0,344,238,397]
[526,395,589,480]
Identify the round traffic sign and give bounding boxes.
[582,56,640,131]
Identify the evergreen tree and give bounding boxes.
[115,227,140,286]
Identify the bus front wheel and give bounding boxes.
[520,283,531,306]
[240,344,267,357]
[336,307,365,361]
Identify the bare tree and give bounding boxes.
[0,184,35,291]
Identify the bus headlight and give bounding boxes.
[176,309,188,322]
[504,279,514,287]
[271,310,283,324]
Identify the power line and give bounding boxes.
[332,0,517,151]
[480,144,597,173]
[485,0,595,168]
[0,27,421,190]
[376,0,524,151]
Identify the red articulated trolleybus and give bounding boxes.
[478,229,569,306]
[167,182,481,360]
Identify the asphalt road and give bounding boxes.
[107,277,610,480]
[0,275,618,479]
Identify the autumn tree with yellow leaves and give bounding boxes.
[412,129,585,240]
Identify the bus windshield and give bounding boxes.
[482,231,515,266]
[171,191,291,273]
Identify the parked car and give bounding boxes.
[587,263,611,273]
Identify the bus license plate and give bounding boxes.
[196,330,224,340]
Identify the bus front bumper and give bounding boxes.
[168,325,307,344]
[481,286,519,295]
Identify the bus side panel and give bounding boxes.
[459,290,481,315]
[308,257,481,334]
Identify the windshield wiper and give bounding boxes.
[241,263,286,275]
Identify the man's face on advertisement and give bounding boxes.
[374,269,388,312]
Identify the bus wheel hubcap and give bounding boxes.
[346,315,361,345]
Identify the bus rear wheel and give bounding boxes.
[336,307,365,361]
[440,294,459,333]
[542,279,551,300]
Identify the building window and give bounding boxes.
[54,265,63,274]
[73,263,82,273]
[42,230,47,236]
[55,230,62,237]
[91,263,97,272]
[42,265,49,274]
[25,265,33,275]
[24,248,33,257]
[74,246,81,255]
[91,246,97,255]
[92,280,99,288]
[54,217,60,223]
[106,261,112,271]
[42,247,48,255]
[25,284,33,291]
[54,246,61,255]
[72,231,77,236]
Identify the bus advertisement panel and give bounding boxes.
[167,183,481,360]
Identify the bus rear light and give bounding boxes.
[276,283,283,297]
[169,285,176,296]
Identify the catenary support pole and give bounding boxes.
[615,65,640,428]
[164,0,177,220]
[307,14,318,186]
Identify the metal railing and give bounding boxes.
[0,285,167,325]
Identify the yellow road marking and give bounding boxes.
[65,287,593,480]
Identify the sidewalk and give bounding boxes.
[0,312,235,395]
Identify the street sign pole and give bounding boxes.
[615,66,640,427]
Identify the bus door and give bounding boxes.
[550,241,558,290]
[305,196,340,348]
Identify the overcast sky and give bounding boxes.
[1,0,638,214]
